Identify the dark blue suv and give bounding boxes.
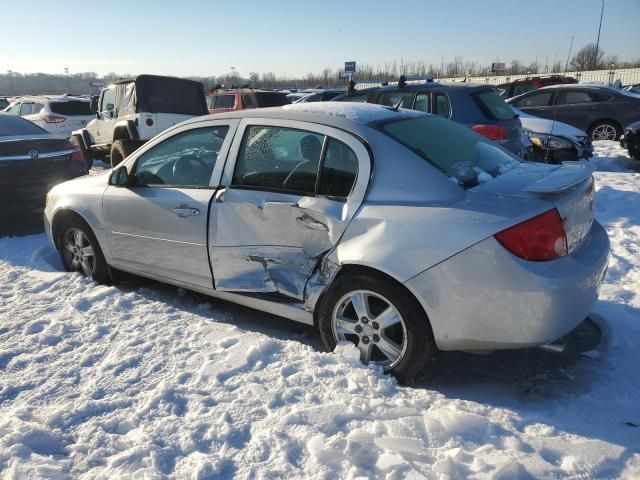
[333,82,524,155]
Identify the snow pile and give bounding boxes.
[0,141,639,478]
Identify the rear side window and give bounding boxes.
[432,93,451,117]
[0,115,47,136]
[213,95,235,109]
[50,101,92,116]
[337,94,368,103]
[513,91,553,108]
[558,91,592,105]
[378,92,415,109]
[19,103,35,115]
[232,125,324,194]
[319,139,358,198]
[472,90,515,120]
[242,95,255,108]
[254,93,290,107]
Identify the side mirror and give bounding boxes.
[109,166,132,187]
[90,98,98,114]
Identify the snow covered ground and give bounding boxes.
[0,142,639,479]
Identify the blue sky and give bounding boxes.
[2,0,639,77]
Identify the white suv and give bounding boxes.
[72,75,208,168]
[4,95,93,140]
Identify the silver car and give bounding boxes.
[44,103,609,380]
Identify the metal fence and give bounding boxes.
[354,68,640,90]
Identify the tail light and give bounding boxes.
[495,209,567,261]
[70,144,86,166]
[42,114,66,123]
[472,124,508,141]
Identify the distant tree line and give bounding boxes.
[2,44,639,96]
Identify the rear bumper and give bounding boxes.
[405,221,609,351]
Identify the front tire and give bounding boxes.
[110,139,141,167]
[317,272,436,381]
[57,217,111,284]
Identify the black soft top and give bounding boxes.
[115,75,208,116]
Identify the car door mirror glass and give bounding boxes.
[109,167,130,187]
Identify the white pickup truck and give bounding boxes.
[71,75,208,168]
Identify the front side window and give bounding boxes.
[513,91,553,108]
[433,93,451,117]
[378,92,415,109]
[378,115,519,189]
[213,95,235,109]
[558,90,592,105]
[319,138,358,198]
[232,125,324,195]
[100,87,116,116]
[6,103,21,115]
[134,126,229,187]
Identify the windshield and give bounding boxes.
[0,115,47,136]
[378,115,520,189]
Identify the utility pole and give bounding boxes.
[594,0,605,69]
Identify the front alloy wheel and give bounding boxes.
[62,227,95,277]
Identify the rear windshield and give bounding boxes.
[378,115,519,189]
[255,92,290,108]
[135,76,207,115]
[0,115,47,136]
[473,90,516,120]
[50,101,92,116]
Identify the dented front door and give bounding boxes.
[209,118,370,301]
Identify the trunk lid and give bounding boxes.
[471,160,596,252]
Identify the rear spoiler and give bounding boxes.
[523,159,596,194]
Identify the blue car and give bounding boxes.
[333,82,524,155]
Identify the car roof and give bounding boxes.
[207,89,285,95]
[10,94,89,103]
[361,82,494,94]
[183,102,423,130]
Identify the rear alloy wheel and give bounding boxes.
[588,121,620,141]
[58,218,111,283]
[332,290,407,369]
[317,272,436,381]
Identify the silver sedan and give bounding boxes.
[44,103,609,380]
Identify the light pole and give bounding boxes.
[594,0,605,69]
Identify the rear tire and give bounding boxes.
[316,271,437,382]
[57,216,111,284]
[588,120,621,141]
[70,134,94,169]
[110,139,142,167]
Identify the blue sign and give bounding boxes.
[344,61,356,74]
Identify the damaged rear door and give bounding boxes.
[209,118,371,300]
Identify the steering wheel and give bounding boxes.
[172,155,210,185]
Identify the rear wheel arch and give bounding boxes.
[316,263,433,331]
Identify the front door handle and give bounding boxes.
[172,206,200,218]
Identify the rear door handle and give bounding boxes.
[172,207,200,218]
